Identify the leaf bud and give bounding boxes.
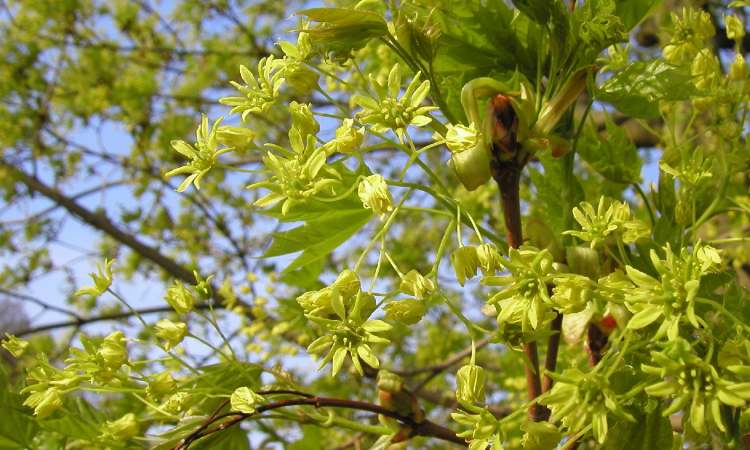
[102,413,138,440]
[1,333,29,358]
[377,370,404,393]
[726,15,745,42]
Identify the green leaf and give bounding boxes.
[192,425,250,450]
[0,367,38,449]
[38,397,104,441]
[616,0,661,30]
[529,152,584,234]
[597,60,697,118]
[578,116,642,184]
[264,208,372,274]
[601,405,673,450]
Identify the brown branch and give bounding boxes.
[492,156,548,422]
[14,303,223,337]
[393,336,491,377]
[175,396,467,449]
[541,312,563,394]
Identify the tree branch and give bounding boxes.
[176,395,467,449]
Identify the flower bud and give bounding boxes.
[326,119,364,155]
[444,123,481,154]
[102,413,138,440]
[399,270,435,299]
[24,387,63,419]
[456,364,486,404]
[691,49,720,91]
[163,392,190,414]
[565,246,600,279]
[231,386,265,414]
[282,59,319,95]
[476,243,502,275]
[289,101,319,138]
[1,333,29,358]
[384,299,426,325]
[217,125,256,151]
[147,372,176,399]
[165,281,195,314]
[154,319,188,351]
[726,15,745,42]
[729,53,749,81]
[333,269,361,299]
[451,246,479,286]
[98,331,128,370]
[358,174,393,217]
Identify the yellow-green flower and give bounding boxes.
[74,258,115,298]
[101,413,138,440]
[98,331,128,370]
[166,115,233,192]
[23,387,63,419]
[231,387,265,414]
[1,333,29,358]
[164,280,195,314]
[154,319,187,351]
[353,64,436,141]
[358,174,393,217]
[220,56,285,120]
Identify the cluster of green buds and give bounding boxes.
[302,271,391,376]
[249,104,343,216]
[564,197,650,248]
[353,63,436,142]
[483,246,557,333]
[100,413,139,441]
[643,338,750,434]
[450,242,503,286]
[165,115,236,192]
[20,331,131,418]
[154,319,187,351]
[541,368,634,444]
[623,243,721,340]
[220,56,285,120]
[323,118,365,155]
[383,270,433,324]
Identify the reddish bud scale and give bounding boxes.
[599,314,617,333]
[488,94,519,158]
